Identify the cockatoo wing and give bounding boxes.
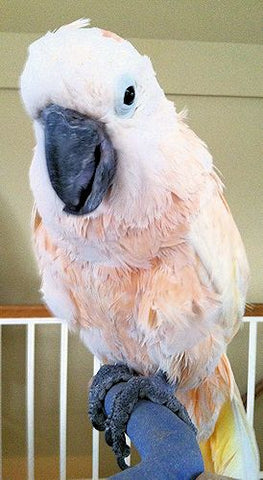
[188,175,249,339]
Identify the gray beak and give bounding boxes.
[41,104,116,215]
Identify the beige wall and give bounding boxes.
[1,33,262,477]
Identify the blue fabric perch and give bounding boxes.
[105,383,204,480]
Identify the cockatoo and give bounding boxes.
[20,19,259,477]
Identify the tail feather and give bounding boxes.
[200,380,259,479]
[177,353,259,478]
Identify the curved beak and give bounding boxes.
[41,104,116,215]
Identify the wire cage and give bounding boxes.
[0,313,262,480]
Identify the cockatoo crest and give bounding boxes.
[54,18,91,33]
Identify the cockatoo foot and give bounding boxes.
[105,372,196,469]
[89,365,197,470]
[88,363,134,431]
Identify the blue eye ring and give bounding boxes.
[115,75,137,118]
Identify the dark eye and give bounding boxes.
[124,86,135,105]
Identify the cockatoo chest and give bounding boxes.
[55,239,223,387]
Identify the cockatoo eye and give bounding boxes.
[123,86,135,105]
[115,75,137,118]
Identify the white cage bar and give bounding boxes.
[0,316,262,480]
[60,323,69,480]
[26,323,35,480]
[0,326,2,480]
[244,318,258,427]
[92,356,101,480]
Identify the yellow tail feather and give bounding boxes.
[200,388,259,479]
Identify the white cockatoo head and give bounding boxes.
[21,19,212,240]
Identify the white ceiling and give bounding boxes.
[1,0,263,44]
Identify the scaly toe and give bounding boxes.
[88,363,134,431]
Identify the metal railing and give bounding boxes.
[0,316,262,480]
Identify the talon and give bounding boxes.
[117,456,129,471]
